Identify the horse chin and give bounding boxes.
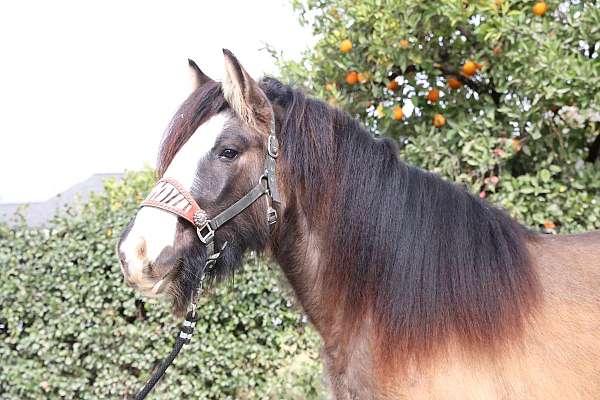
[167,244,247,317]
[166,255,207,317]
[144,277,170,299]
[167,281,194,317]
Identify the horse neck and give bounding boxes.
[271,194,354,343]
[269,156,541,366]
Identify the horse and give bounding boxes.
[117,49,600,399]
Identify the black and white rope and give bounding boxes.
[133,242,226,400]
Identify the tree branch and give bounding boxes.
[372,62,503,108]
[432,63,503,107]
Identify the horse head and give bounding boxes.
[117,50,282,314]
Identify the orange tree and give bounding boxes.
[278,0,600,232]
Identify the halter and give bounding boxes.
[133,119,280,400]
[140,120,280,268]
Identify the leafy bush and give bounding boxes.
[278,0,600,233]
[0,171,323,399]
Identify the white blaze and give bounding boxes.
[119,113,227,286]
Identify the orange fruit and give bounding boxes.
[340,39,353,53]
[512,138,522,152]
[532,2,548,16]
[462,60,477,76]
[433,113,446,128]
[448,77,462,90]
[387,80,399,91]
[392,106,404,121]
[543,220,556,229]
[427,88,440,103]
[399,39,410,48]
[357,72,369,83]
[345,71,358,85]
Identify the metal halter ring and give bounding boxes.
[193,210,214,244]
[196,222,215,244]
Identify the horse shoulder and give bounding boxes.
[375,232,600,400]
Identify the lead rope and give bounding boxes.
[133,243,225,400]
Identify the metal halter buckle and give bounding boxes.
[267,206,278,225]
[196,221,215,244]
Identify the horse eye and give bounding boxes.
[219,148,239,159]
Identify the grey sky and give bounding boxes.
[0,0,313,203]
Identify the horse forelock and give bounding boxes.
[261,77,542,364]
[157,81,227,177]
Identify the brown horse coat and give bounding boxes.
[280,229,600,399]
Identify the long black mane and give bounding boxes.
[261,77,540,357]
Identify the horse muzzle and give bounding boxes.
[117,234,174,298]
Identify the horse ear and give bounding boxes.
[221,49,272,131]
[188,58,212,90]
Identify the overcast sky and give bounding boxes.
[0,1,313,203]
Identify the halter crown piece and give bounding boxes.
[133,117,280,400]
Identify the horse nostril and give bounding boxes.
[134,236,147,260]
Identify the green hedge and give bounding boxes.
[0,171,324,399]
